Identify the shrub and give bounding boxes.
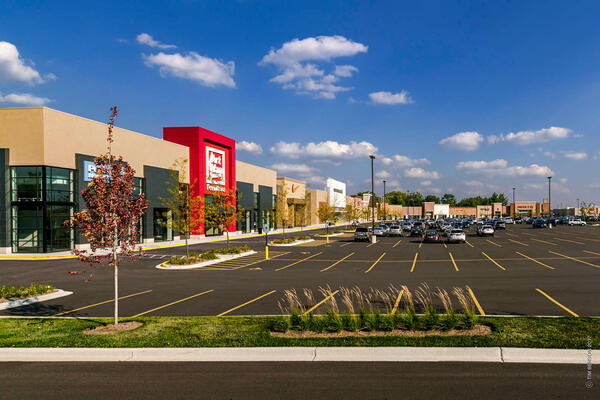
[424,308,440,329]
[380,314,395,331]
[168,252,218,265]
[462,311,478,329]
[442,310,458,330]
[268,317,290,333]
[289,309,302,329]
[0,283,54,300]
[212,245,251,255]
[325,310,342,332]
[402,308,417,330]
[341,311,358,331]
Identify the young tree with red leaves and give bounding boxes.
[65,106,149,326]
[204,187,242,249]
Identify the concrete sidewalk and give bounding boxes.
[1,347,598,364]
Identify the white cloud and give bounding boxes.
[543,151,556,158]
[404,168,440,180]
[260,35,367,99]
[0,92,51,106]
[270,140,377,160]
[305,175,326,187]
[489,127,573,145]
[236,141,263,155]
[380,154,430,167]
[420,180,432,186]
[376,170,391,179]
[369,91,413,105]
[588,183,600,189]
[438,131,483,151]
[143,51,235,88]
[0,41,49,85]
[464,180,484,187]
[561,151,587,160]
[334,65,358,77]
[559,178,568,184]
[456,159,554,177]
[136,33,177,49]
[269,163,316,174]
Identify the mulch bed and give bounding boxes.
[84,321,143,335]
[271,324,491,338]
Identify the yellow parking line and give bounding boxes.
[419,240,423,249]
[554,238,585,245]
[549,251,600,269]
[217,290,277,316]
[131,289,214,317]
[531,238,557,246]
[393,239,402,248]
[467,287,485,316]
[535,288,579,317]
[391,289,405,314]
[449,252,459,271]
[303,289,340,315]
[410,252,419,272]
[275,252,323,271]
[465,241,474,248]
[51,290,153,317]
[515,251,555,269]
[443,242,447,249]
[232,251,290,270]
[365,252,387,273]
[584,250,600,256]
[508,239,528,246]
[320,252,355,272]
[521,232,535,236]
[340,242,352,247]
[481,252,506,271]
[486,239,502,247]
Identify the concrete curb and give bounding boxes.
[155,250,257,270]
[1,347,598,363]
[0,289,73,310]
[268,239,314,247]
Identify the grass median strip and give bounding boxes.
[515,251,555,270]
[320,252,355,272]
[131,290,214,317]
[549,251,600,269]
[2,316,600,348]
[217,290,277,317]
[535,288,579,317]
[275,252,323,271]
[364,252,387,273]
[51,290,153,317]
[481,252,506,271]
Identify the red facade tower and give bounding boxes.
[163,126,236,235]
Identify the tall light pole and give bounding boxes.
[547,176,552,218]
[383,180,387,221]
[369,155,376,242]
[512,187,516,218]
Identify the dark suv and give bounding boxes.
[354,227,372,241]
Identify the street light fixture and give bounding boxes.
[369,155,376,243]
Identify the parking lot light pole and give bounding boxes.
[370,154,376,243]
[512,187,516,218]
[547,176,552,218]
[383,180,387,221]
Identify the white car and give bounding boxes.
[448,229,466,242]
[503,217,514,224]
[373,226,386,236]
[389,225,402,236]
[568,219,586,226]
[477,225,495,236]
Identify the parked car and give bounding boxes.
[532,218,548,229]
[354,227,372,241]
[401,222,412,232]
[373,226,387,236]
[389,225,402,236]
[514,217,523,224]
[477,225,495,236]
[424,230,440,242]
[411,225,424,236]
[448,229,466,243]
[568,219,586,226]
[503,217,514,224]
[493,220,506,230]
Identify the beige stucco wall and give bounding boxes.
[277,177,306,200]
[236,160,276,192]
[0,107,189,182]
[307,188,328,224]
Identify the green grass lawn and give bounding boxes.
[1,316,599,348]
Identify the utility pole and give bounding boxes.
[370,155,376,243]
[547,176,552,218]
[512,187,516,218]
[383,180,387,221]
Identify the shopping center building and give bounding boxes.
[0,107,276,253]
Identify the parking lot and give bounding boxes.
[2,224,599,318]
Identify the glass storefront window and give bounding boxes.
[11,167,42,202]
[45,167,73,202]
[11,205,44,253]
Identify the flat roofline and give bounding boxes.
[277,176,305,184]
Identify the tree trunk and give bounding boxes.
[113,225,118,326]
[226,229,229,249]
[185,236,189,259]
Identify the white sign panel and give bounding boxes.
[206,146,226,191]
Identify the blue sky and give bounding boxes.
[1,0,599,206]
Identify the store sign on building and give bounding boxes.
[83,161,97,182]
[206,146,226,190]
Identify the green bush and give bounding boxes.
[379,314,395,331]
[341,311,358,331]
[325,310,342,332]
[462,311,478,329]
[168,252,218,265]
[424,308,440,329]
[0,283,54,300]
[267,317,290,333]
[211,245,251,255]
[442,311,458,330]
[289,309,303,329]
[402,309,418,330]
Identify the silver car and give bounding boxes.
[389,225,402,237]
